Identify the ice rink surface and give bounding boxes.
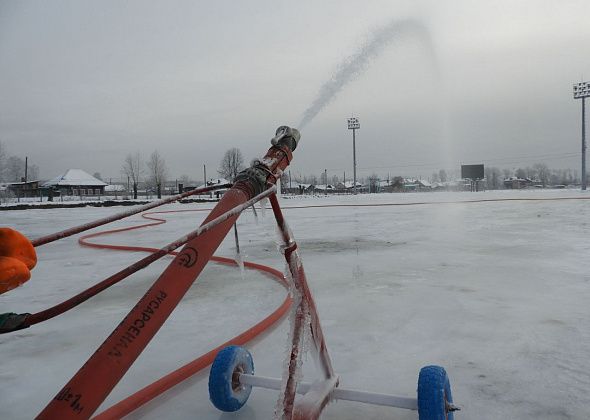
[1,189,589,419]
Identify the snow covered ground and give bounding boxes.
[1,189,589,419]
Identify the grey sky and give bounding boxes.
[1,0,589,182]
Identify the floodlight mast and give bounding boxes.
[573,81,589,190]
[347,117,360,194]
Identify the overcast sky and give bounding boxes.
[1,0,589,182]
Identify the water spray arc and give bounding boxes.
[298,19,437,129]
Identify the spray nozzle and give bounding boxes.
[271,126,300,151]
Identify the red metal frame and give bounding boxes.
[37,133,296,419]
[270,193,338,420]
[33,126,340,419]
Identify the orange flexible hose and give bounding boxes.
[93,259,290,420]
[38,140,295,419]
[71,208,292,419]
[18,203,290,418]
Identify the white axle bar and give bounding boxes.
[239,373,418,411]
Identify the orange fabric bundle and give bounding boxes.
[0,228,37,294]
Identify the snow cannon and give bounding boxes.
[206,123,459,420]
[36,125,302,420]
[0,227,37,294]
[233,125,300,198]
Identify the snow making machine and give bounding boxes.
[1,126,458,419]
[202,127,460,419]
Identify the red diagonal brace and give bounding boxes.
[37,127,299,420]
[269,193,336,420]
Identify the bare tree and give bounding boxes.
[218,148,244,181]
[491,167,501,189]
[6,156,25,182]
[533,163,550,187]
[438,169,448,182]
[368,173,379,193]
[178,174,191,186]
[0,141,7,182]
[122,152,143,199]
[147,150,168,198]
[525,166,537,180]
[278,172,289,194]
[29,164,39,181]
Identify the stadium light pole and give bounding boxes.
[347,117,360,194]
[574,81,589,190]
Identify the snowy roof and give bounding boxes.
[42,169,107,187]
[208,178,229,185]
[504,177,531,182]
[285,182,311,189]
[340,181,362,189]
[195,178,231,190]
[104,184,126,192]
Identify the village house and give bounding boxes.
[42,169,107,197]
[4,180,41,198]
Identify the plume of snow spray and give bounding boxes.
[298,19,437,129]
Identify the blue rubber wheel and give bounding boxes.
[208,345,254,412]
[417,365,455,420]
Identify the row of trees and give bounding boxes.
[121,150,168,199]
[1,142,245,200]
[122,147,247,199]
[289,163,583,191]
[0,141,39,182]
[3,137,584,197]
[482,164,579,189]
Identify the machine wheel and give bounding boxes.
[208,345,254,412]
[417,365,455,420]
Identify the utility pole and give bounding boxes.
[574,81,589,190]
[204,164,207,186]
[24,156,28,182]
[347,117,360,194]
[324,168,327,196]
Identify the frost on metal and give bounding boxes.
[234,251,246,279]
[273,274,311,420]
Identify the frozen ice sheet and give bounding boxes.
[1,189,589,419]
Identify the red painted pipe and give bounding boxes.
[93,258,291,420]
[37,128,298,419]
[22,191,272,329]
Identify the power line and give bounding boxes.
[322,150,579,173]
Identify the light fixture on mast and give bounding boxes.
[573,81,589,190]
[347,117,360,194]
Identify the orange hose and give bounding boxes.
[94,259,290,420]
[19,204,288,418]
[38,139,295,419]
[72,211,292,419]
